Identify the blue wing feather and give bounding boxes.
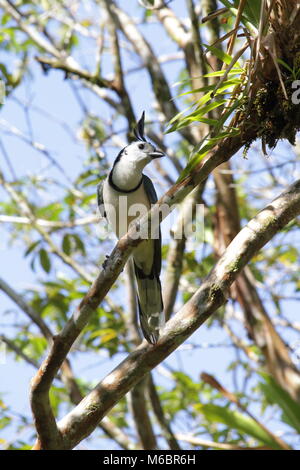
[97,181,106,218]
[142,174,161,276]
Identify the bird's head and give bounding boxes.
[119,112,164,170]
[123,140,164,167]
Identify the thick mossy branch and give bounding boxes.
[54,178,300,450]
[251,77,300,148]
[243,7,300,150]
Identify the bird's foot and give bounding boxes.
[102,255,110,270]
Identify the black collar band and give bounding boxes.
[109,171,143,193]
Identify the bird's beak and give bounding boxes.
[149,149,165,159]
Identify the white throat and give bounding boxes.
[111,158,144,191]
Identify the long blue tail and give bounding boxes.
[134,263,164,344]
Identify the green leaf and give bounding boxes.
[166,102,198,128]
[195,403,281,449]
[178,124,239,181]
[176,78,243,99]
[24,240,41,257]
[177,142,213,181]
[204,44,233,66]
[176,83,215,98]
[195,99,227,118]
[243,0,262,29]
[39,248,51,273]
[71,234,86,255]
[203,68,244,78]
[37,202,63,220]
[277,58,294,74]
[61,233,86,256]
[167,99,227,133]
[49,385,66,417]
[277,59,299,80]
[219,0,261,31]
[259,373,300,434]
[0,416,11,430]
[62,234,71,255]
[1,12,11,25]
[24,334,47,358]
[90,328,117,344]
[207,128,240,142]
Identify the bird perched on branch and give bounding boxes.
[97,112,165,344]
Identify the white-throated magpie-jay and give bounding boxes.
[97,112,165,344]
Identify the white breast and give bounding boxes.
[103,177,151,238]
[103,177,154,275]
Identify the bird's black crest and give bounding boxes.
[133,111,147,142]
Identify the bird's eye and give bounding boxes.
[138,143,145,150]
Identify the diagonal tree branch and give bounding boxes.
[124,262,179,450]
[127,377,157,450]
[0,275,133,449]
[32,175,300,449]
[0,173,94,283]
[0,214,98,229]
[123,264,158,450]
[124,261,179,449]
[156,0,207,92]
[54,177,300,450]
[0,334,40,368]
[236,267,300,402]
[106,0,195,143]
[0,0,117,91]
[213,162,300,402]
[163,182,206,320]
[201,372,289,449]
[0,277,53,340]
[29,128,252,449]
[0,0,60,58]
[0,0,137,138]
[147,375,181,450]
[175,433,272,450]
[99,0,136,133]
